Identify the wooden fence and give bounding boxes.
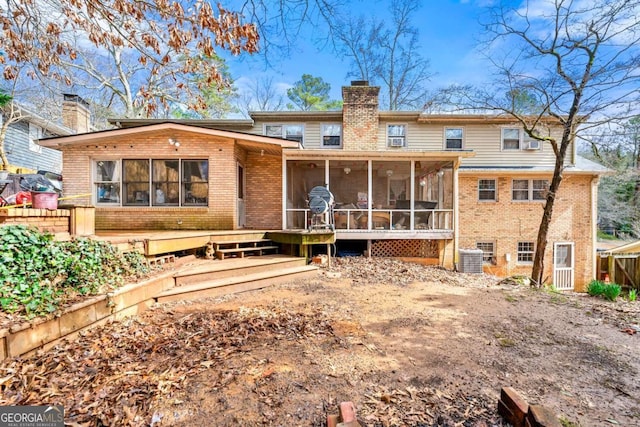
[597,253,640,289]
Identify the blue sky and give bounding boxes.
[225,0,499,102]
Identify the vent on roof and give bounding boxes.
[458,249,484,274]
[351,80,369,86]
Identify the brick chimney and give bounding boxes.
[342,81,380,150]
[62,94,91,134]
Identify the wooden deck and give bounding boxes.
[94,230,276,256]
[158,254,317,303]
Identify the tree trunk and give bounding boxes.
[531,165,563,286]
[0,119,10,170]
[531,135,572,286]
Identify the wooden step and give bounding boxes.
[215,245,279,259]
[156,265,318,303]
[174,255,307,287]
[212,238,272,247]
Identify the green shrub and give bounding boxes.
[628,289,637,302]
[603,283,622,302]
[587,280,606,296]
[0,225,150,319]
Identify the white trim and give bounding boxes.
[511,178,549,202]
[386,123,407,148]
[516,241,535,264]
[477,178,497,202]
[320,123,342,148]
[444,126,464,150]
[264,123,305,146]
[553,242,575,290]
[501,127,521,151]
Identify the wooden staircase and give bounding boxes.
[209,238,279,260]
[155,255,317,303]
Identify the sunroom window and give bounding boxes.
[94,159,208,207]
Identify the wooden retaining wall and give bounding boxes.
[0,272,175,361]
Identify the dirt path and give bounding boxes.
[1,258,639,426]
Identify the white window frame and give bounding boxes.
[476,241,496,265]
[29,123,43,153]
[321,123,342,148]
[512,179,549,201]
[501,127,521,150]
[387,124,407,147]
[478,178,497,201]
[444,127,464,150]
[517,241,535,264]
[264,124,304,146]
[94,160,121,205]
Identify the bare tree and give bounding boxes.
[1,0,259,117]
[234,0,344,60]
[237,76,285,115]
[332,0,432,110]
[474,0,640,286]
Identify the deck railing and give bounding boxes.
[286,208,453,232]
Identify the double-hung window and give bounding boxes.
[512,179,549,201]
[517,242,535,263]
[478,179,497,201]
[445,128,463,150]
[95,160,120,204]
[387,124,406,147]
[321,124,342,148]
[502,128,521,150]
[265,124,304,145]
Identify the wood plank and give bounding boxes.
[212,238,272,246]
[615,257,637,288]
[145,235,211,255]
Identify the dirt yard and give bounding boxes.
[1,257,639,426]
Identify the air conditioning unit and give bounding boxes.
[458,249,484,274]
[525,140,541,150]
[389,137,405,147]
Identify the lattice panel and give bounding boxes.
[370,240,439,257]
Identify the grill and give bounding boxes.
[307,186,335,231]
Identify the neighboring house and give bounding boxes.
[39,82,608,291]
[1,94,91,174]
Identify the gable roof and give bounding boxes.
[38,122,300,154]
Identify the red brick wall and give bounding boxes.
[61,129,283,231]
[458,174,595,290]
[342,85,380,150]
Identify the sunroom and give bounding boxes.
[282,151,473,240]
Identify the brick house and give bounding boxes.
[39,82,607,291]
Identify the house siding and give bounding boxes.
[5,121,63,173]
[458,173,595,291]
